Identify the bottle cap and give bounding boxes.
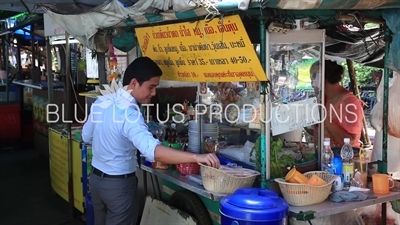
[343,138,350,143]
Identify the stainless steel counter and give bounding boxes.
[140,165,227,201]
[289,191,400,220]
[12,80,64,90]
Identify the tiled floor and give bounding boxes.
[0,149,85,225]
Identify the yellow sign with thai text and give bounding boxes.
[135,15,267,82]
[49,130,84,213]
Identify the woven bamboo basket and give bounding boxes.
[275,171,337,206]
[199,164,260,194]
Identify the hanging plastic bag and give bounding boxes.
[388,73,400,137]
[370,73,400,137]
[370,74,384,131]
[370,102,383,132]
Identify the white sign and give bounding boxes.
[271,97,321,136]
[86,48,98,79]
[43,13,65,37]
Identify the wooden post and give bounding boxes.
[346,59,371,148]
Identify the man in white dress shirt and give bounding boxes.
[82,57,219,225]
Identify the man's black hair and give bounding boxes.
[122,56,162,86]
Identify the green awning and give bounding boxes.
[263,0,400,10]
[0,10,19,20]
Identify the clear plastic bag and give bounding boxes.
[289,210,364,225]
[388,74,400,138]
[370,74,384,131]
[370,102,383,132]
[356,202,400,225]
[370,73,400,137]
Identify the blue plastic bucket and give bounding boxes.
[220,188,288,225]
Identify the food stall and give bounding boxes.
[40,1,400,224]
[0,12,43,145]
[131,15,400,224]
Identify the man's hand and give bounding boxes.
[196,153,220,168]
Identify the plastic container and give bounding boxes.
[220,188,288,225]
[175,163,200,175]
[162,141,182,149]
[332,156,343,176]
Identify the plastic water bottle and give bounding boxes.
[322,138,335,174]
[340,138,354,188]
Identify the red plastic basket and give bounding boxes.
[175,163,200,175]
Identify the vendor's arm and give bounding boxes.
[122,112,220,168]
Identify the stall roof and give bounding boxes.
[0,0,395,69]
[1,0,400,14]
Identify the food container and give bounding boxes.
[162,141,182,149]
[175,163,200,175]
[152,162,169,170]
[204,137,218,153]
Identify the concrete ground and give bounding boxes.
[0,148,85,225]
[0,147,159,225]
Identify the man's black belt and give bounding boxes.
[92,167,135,178]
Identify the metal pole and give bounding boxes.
[5,34,9,102]
[264,24,271,182]
[65,32,75,220]
[380,24,392,225]
[98,54,106,85]
[318,31,326,170]
[30,24,35,68]
[16,40,22,80]
[46,38,53,103]
[379,27,391,174]
[259,18,269,189]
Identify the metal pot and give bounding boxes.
[273,129,303,142]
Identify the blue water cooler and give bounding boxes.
[220,188,288,225]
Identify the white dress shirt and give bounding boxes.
[82,88,160,175]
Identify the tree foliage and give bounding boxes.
[286,59,380,89]
[340,61,382,87]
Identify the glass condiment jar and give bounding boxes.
[169,123,177,143]
[204,137,218,154]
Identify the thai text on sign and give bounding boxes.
[135,15,267,82]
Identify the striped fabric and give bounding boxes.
[263,0,400,10]
[118,0,399,28]
[122,1,264,27]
